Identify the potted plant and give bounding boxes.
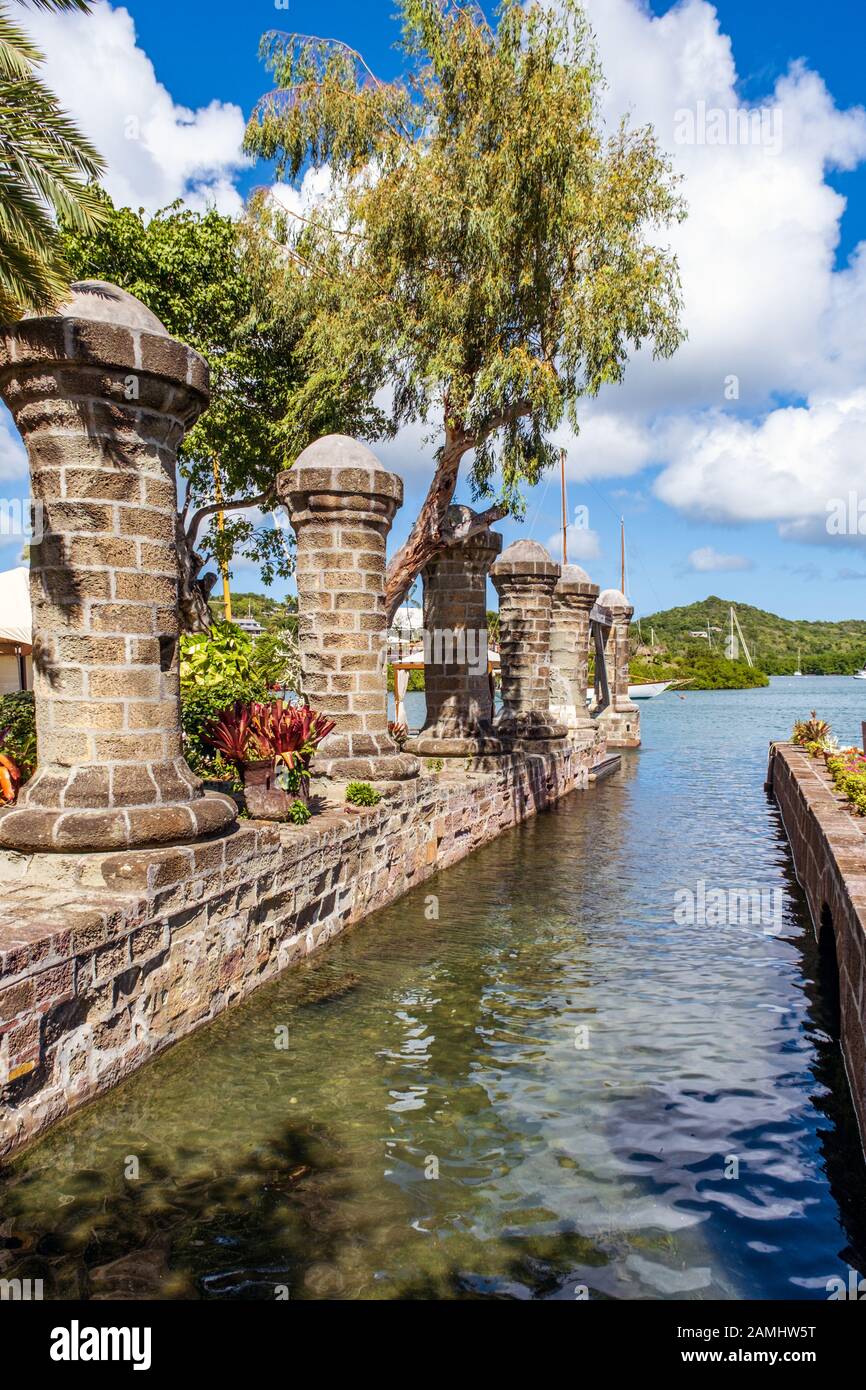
[204,700,335,820]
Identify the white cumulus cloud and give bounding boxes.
[687,546,753,573]
[21,2,249,215]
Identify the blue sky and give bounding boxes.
[5,0,866,623]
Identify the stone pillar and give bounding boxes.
[550,564,599,734]
[278,436,418,783]
[408,505,502,757]
[0,281,237,853]
[490,540,566,743]
[594,588,640,748]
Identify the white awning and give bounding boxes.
[0,567,31,647]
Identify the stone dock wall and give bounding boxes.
[768,742,866,1150]
[0,739,603,1158]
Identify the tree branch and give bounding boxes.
[441,501,509,544]
[185,490,276,549]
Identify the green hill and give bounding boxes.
[208,592,297,627]
[635,596,866,676]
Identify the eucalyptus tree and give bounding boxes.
[244,0,686,618]
[0,0,106,318]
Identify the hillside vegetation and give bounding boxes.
[208,592,297,626]
[636,597,866,676]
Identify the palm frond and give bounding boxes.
[0,0,107,318]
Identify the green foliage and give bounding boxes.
[209,592,297,627]
[0,689,36,776]
[792,712,832,747]
[59,198,300,585]
[249,618,301,693]
[287,799,312,825]
[181,678,269,770]
[59,195,387,593]
[244,0,685,601]
[0,0,107,318]
[826,750,866,816]
[630,648,768,691]
[638,596,866,676]
[345,781,382,806]
[180,621,260,690]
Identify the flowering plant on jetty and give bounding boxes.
[791,714,866,815]
[791,712,832,749]
[825,749,866,816]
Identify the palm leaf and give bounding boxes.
[0,0,107,318]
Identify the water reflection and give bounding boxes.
[1,678,865,1299]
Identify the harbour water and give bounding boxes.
[1,677,865,1300]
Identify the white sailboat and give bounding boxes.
[854,664,866,681]
[794,646,803,677]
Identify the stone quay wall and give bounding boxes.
[768,742,866,1151]
[0,738,602,1158]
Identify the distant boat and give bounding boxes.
[629,681,675,700]
[854,666,866,681]
[794,646,803,677]
[586,681,675,703]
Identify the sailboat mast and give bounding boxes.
[620,519,625,594]
[560,449,568,566]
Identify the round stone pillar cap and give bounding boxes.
[2,279,210,404]
[491,538,560,584]
[555,564,600,600]
[596,586,634,620]
[277,435,403,515]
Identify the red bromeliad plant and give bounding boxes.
[251,701,335,795]
[204,700,336,794]
[204,702,265,765]
[251,701,334,771]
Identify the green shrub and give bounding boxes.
[181,678,268,766]
[345,781,382,807]
[287,799,312,825]
[826,750,866,815]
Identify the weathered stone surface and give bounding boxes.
[0,281,236,850]
[407,506,504,759]
[490,540,566,743]
[593,587,640,749]
[0,740,605,1157]
[550,564,599,733]
[769,743,866,1158]
[278,436,418,783]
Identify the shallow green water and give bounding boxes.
[2,677,866,1300]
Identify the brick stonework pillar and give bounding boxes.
[595,588,640,748]
[408,505,502,758]
[490,540,566,743]
[0,281,237,852]
[278,436,418,782]
[550,564,599,734]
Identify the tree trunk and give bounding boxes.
[175,516,218,634]
[384,430,472,623]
